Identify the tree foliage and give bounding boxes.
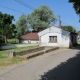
[61,26,76,32]
[0,12,15,44]
[69,0,80,14]
[77,31,80,34]
[15,14,29,38]
[27,5,57,32]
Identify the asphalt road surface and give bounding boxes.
[0,46,80,80]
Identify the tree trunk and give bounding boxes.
[4,35,7,44]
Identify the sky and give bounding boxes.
[0,0,80,31]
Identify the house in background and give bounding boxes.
[78,34,80,41]
[70,32,78,47]
[38,26,77,48]
[19,32,39,44]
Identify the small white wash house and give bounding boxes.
[38,26,77,48]
[19,33,39,44]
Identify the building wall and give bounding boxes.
[20,40,39,44]
[70,34,77,44]
[40,32,70,47]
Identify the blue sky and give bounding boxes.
[0,0,80,31]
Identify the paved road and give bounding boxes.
[0,47,80,80]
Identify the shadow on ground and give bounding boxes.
[70,44,80,50]
[40,45,80,80]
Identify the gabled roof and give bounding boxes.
[38,26,70,36]
[20,32,39,40]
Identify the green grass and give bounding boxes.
[0,49,9,58]
[14,46,39,52]
[0,46,39,58]
[77,40,80,44]
[0,45,39,70]
[7,38,19,44]
[0,57,26,70]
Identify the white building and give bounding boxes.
[19,33,39,44]
[38,26,77,48]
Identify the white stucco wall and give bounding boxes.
[40,32,70,47]
[21,40,39,44]
[38,26,70,47]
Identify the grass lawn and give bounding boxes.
[0,45,39,70]
[0,57,26,70]
[7,38,19,44]
[14,46,39,52]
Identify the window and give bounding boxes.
[49,36,57,43]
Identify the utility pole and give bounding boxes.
[58,15,62,28]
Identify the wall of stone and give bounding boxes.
[13,47,44,56]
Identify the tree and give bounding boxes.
[0,12,3,45]
[69,0,80,14]
[0,12,4,46]
[15,14,29,38]
[7,24,16,38]
[77,31,80,34]
[27,5,57,32]
[61,26,76,32]
[0,12,15,44]
[3,14,15,44]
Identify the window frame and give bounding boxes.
[49,36,57,43]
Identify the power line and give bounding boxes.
[0,4,27,14]
[15,0,35,10]
[1,0,76,29]
[15,0,59,27]
[16,0,77,29]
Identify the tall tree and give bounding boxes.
[27,5,57,32]
[3,14,15,44]
[69,0,80,14]
[61,26,76,33]
[0,12,4,46]
[0,12,15,44]
[15,14,29,38]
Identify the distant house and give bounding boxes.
[19,32,39,44]
[38,26,77,48]
[78,34,80,40]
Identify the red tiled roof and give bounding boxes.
[20,33,39,40]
